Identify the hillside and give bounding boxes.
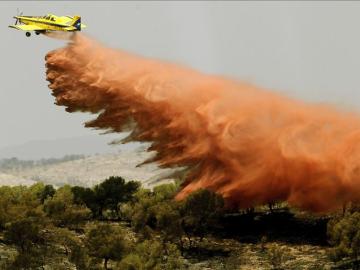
[0,146,174,188]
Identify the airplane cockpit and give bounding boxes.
[43,15,56,21]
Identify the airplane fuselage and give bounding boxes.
[19,17,70,32]
[9,14,86,37]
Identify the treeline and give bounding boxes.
[0,155,85,171]
[0,176,224,269]
[0,176,359,269]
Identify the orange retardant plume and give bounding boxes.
[45,34,360,212]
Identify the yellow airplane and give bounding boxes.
[9,13,86,37]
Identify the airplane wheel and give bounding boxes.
[35,31,40,35]
[26,32,31,37]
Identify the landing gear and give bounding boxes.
[25,32,31,37]
[35,31,40,35]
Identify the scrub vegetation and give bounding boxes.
[0,176,357,269]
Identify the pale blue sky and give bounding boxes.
[1,1,360,150]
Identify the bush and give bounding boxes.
[85,223,129,269]
[117,239,185,270]
[327,212,360,264]
[180,188,224,243]
[72,176,140,219]
[126,184,179,237]
[44,185,90,228]
[4,217,50,269]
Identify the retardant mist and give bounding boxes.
[45,34,360,212]
[43,32,75,40]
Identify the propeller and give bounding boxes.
[15,8,23,25]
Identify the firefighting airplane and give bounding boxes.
[9,13,86,37]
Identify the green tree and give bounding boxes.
[180,188,224,244]
[72,177,140,219]
[4,218,44,253]
[0,186,16,229]
[93,176,140,219]
[38,184,56,203]
[126,188,154,235]
[125,184,186,252]
[44,185,90,228]
[126,184,179,238]
[155,201,183,244]
[4,217,48,269]
[85,223,129,269]
[0,185,44,230]
[117,239,185,270]
[10,248,46,270]
[328,212,360,268]
[152,183,178,201]
[71,186,100,218]
[51,228,90,270]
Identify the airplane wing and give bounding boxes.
[8,25,46,31]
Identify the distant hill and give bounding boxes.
[0,155,86,171]
[0,146,175,188]
[0,134,140,160]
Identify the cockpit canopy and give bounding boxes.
[43,14,56,21]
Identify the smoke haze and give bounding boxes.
[45,34,360,212]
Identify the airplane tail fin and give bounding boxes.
[71,15,81,31]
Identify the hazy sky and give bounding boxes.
[1,1,360,150]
